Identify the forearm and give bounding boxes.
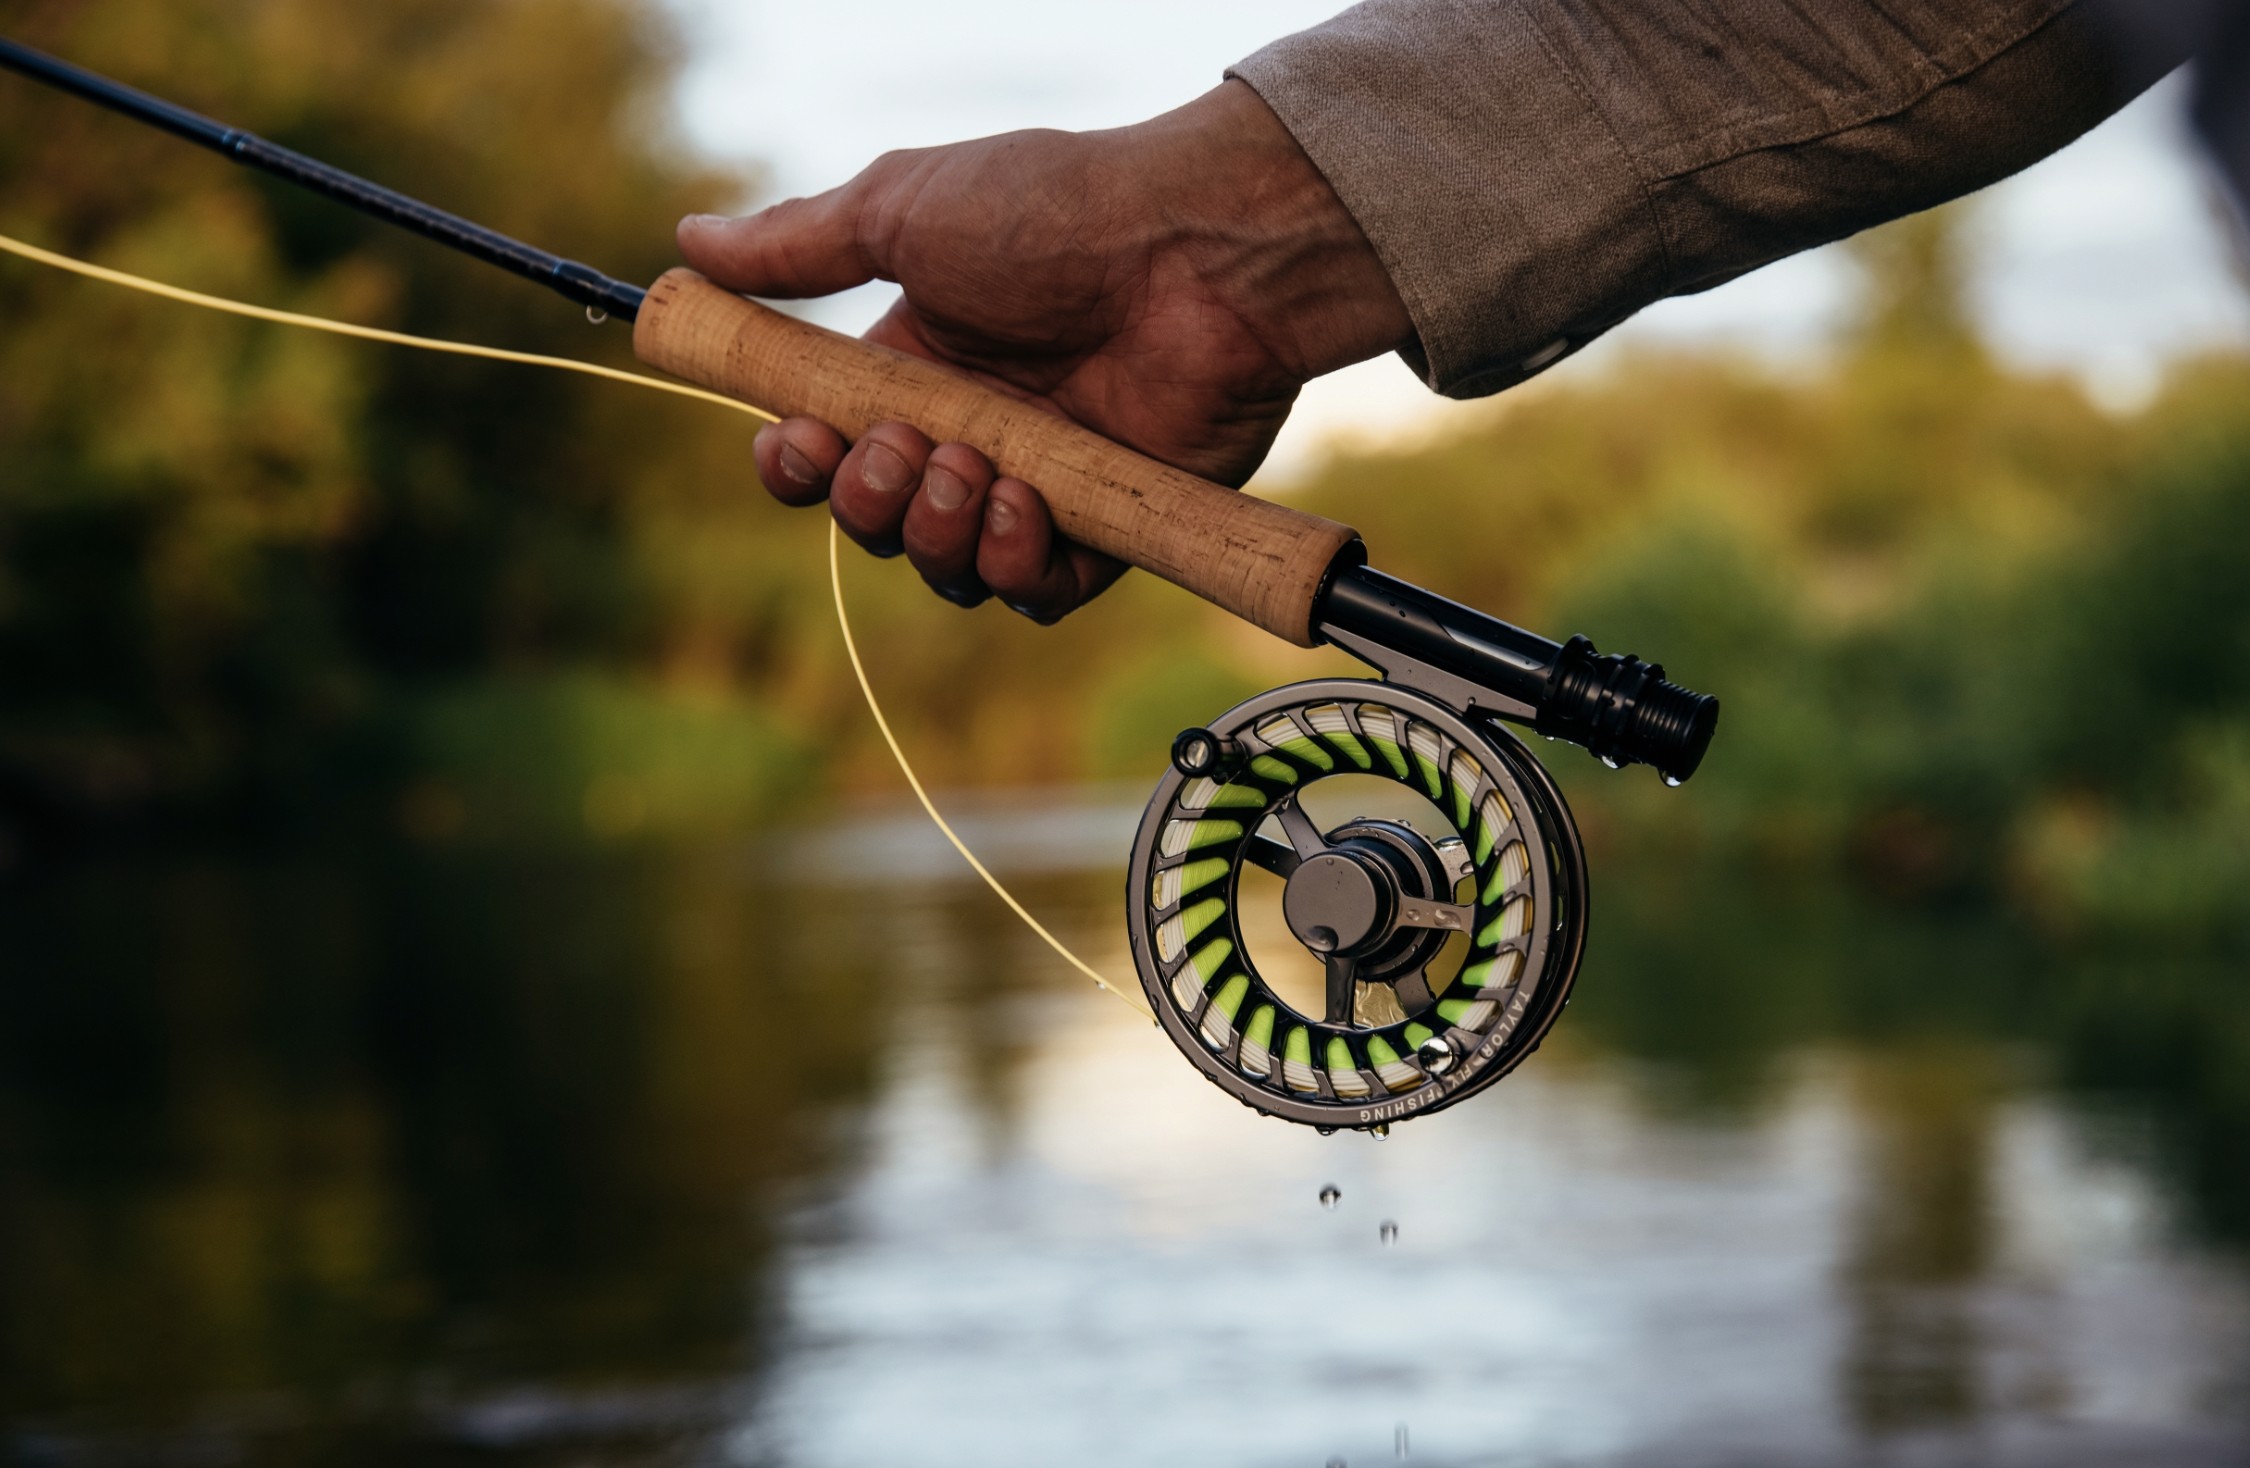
[1231,0,2187,398]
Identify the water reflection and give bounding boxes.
[2,796,2247,1465]
[0,849,872,1463]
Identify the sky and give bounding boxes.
[663,0,2250,479]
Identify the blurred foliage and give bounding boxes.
[1535,352,2250,949]
[0,843,909,1458]
[0,0,830,846]
[1287,209,2250,957]
[1,0,2248,976]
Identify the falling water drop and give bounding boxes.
[1318,1184,1342,1210]
[1379,1220,1399,1246]
[586,305,610,325]
[1327,1458,1347,1468]
[1395,1424,1410,1458]
[1369,1122,1390,1138]
[1663,774,1685,788]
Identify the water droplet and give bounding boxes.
[1368,1122,1390,1138]
[1316,1126,1338,1137]
[1379,1220,1399,1246]
[1395,1423,1410,1458]
[1328,1458,1347,1468]
[1599,754,1623,770]
[585,305,610,325]
[1318,1184,1341,1210]
[1416,1035,1457,1075]
[1663,773,1684,788]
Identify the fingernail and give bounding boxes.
[863,443,912,495]
[924,464,969,512]
[986,497,1019,535]
[1005,600,1058,626]
[683,213,727,229]
[935,582,987,608]
[778,443,820,486]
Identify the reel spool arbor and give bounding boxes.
[1130,681,1586,1132]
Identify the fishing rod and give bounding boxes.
[1,35,1719,1133]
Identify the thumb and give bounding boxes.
[677,178,882,299]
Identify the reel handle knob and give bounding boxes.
[1170,727,1243,781]
[633,270,1362,646]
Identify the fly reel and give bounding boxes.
[1126,566,1717,1133]
[1129,680,1585,1131]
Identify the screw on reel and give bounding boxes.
[1129,680,1587,1132]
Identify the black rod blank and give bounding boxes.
[0,35,648,321]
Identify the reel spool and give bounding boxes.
[1129,679,1587,1133]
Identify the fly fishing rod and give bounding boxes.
[2,36,1719,1132]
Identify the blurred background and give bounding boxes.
[3,2,2249,1464]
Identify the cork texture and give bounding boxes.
[634,270,1359,645]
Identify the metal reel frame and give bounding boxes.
[1127,678,1589,1131]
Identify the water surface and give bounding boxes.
[3,791,2246,1465]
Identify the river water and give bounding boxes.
[3,790,2246,1466]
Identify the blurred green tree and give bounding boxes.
[1847,202,1986,368]
[0,0,829,845]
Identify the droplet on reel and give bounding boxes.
[1416,1035,1457,1076]
[1663,773,1685,788]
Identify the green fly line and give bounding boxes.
[0,228,1151,1021]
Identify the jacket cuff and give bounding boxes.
[1228,1,1664,398]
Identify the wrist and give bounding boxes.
[1121,81,1414,380]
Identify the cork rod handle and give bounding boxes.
[633,270,1359,646]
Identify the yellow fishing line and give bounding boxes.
[0,232,761,416]
[828,524,1152,1018]
[0,228,1149,1019]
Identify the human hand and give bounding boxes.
[677,79,1411,621]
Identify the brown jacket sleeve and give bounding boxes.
[1228,0,2180,397]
